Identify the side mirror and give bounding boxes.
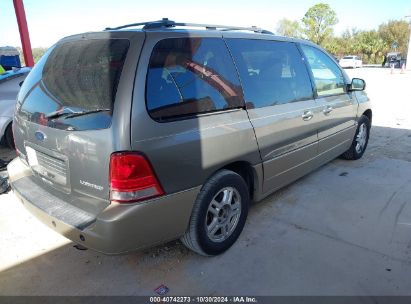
[348,78,366,91]
[19,81,24,87]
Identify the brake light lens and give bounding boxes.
[109,152,164,203]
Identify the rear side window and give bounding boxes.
[226,39,313,109]
[18,39,130,130]
[300,45,345,97]
[146,38,244,121]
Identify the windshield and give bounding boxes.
[18,38,130,131]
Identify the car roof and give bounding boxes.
[59,18,322,52]
[64,27,318,48]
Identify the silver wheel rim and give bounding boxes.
[355,123,367,154]
[205,187,241,243]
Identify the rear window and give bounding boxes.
[146,38,244,121]
[18,38,129,130]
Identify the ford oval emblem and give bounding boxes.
[35,131,46,142]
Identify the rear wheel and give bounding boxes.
[341,115,370,160]
[181,170,249,256]
[5,123,15,149]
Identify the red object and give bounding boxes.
[39,113,48,126]
[109,152,164,203]
[13,0,34,67]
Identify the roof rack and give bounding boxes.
[105,18,273,34]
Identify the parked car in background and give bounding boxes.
[0,46,21,70]
[383,52,405,68]
[0,67,31,148]
[339,56,362,68]
[7,19,372,256]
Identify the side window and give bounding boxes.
[300,45,346,97]
[146,38,244,121]
[226,39,313,109]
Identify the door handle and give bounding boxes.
[302,110,314,121]
[323,106,333,115]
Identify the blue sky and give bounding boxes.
[1,0,410,47]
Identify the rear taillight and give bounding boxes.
[109,152,164,203]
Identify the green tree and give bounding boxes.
[356,30,386,64]
[302,3,338,46]
[323,36,343,57]
[276,18,303,38]
[16,46,48,66]
[32,47,48,63]
[378,20,410,55]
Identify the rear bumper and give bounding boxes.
[7,157,200,254]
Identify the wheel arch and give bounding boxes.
[1,119,13,145]
[362,109,372,125]
[220,161,257,202]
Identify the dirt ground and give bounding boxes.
[0,68,410,296]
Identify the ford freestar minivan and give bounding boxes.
[8,19,371,256]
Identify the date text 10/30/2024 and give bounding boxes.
[149,296,258,303]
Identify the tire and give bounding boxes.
[341,115,370,160]
[5,123,15,149]
[181,170,249,256]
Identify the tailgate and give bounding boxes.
[13,31,145,216]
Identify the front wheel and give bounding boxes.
[341,115,370,160]
[181,170,249,256]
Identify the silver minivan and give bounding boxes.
[7,19,371,256]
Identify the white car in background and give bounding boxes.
[0,67,31,148]
[339,56,363,68]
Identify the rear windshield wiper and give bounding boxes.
[46,109,83,120]
[64,108,111,119]
[46,108,111,120]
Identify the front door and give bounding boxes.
[226,38,321,195]
[300,45,358,160]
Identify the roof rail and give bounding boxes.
[105,18,273,34]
